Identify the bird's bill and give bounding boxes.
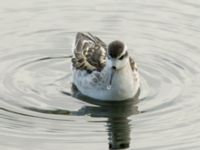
[109,67,116,88]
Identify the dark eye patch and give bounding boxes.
[119,55,124,60]
[119,51,128,60]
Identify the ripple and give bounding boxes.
[0,51,140,150]
[1,0,200,149]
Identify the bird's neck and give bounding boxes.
[113,64,133,84]
[104,61,133,86]
[104,62,136,99]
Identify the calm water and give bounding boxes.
[1,0,200,149]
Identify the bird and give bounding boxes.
[71,32,140,101]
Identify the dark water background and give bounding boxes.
[1,0,200,149]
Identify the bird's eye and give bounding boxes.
[119,51,128,60]
[119,55,124,60]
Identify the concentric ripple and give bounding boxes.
[0,51,140,150]
[1,0,200,149]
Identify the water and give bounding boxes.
[1,0,200,149]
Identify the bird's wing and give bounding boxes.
[72,32,107,72]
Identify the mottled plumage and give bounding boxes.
[71,32,140,101]
[72,33,136,73]
[72,32,106,72]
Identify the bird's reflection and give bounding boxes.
[72,86,140,149]
[25,89,140,150]
[108,117,130,149]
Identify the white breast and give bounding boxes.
[73,64,140,101]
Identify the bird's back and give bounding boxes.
[72,32,107,72]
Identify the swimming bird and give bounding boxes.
[71,32,140,101]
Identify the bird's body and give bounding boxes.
[71,32,140,101]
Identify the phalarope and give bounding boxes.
[71,32,140,101]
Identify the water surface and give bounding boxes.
[1,0,200,149]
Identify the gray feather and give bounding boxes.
[72,32,107,72]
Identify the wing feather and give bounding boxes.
[72,32,107,72]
